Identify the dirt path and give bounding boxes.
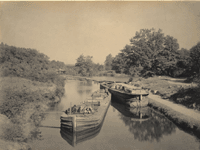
[160,77,195,86]
[148,93,200,121]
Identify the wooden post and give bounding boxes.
[70,102,72,115]
[72,116,76,147]
[139,94,142,100]
[140,113,143,119]
[72,116,76,132]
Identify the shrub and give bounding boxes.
[142,71,155,78]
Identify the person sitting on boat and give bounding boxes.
[72,105,77,113]
[64,109,68,114]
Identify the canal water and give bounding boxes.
[30,79,200,150]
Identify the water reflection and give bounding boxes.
[77,80,93,95]
[111,100,176,142]
[60,124,103,147]
[78,80,93,86]
[111,99,151,120]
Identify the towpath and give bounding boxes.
[148,93,200,121]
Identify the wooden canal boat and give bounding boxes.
[60,106,107,147]
[60,89,111,133]
[101,82,149,107]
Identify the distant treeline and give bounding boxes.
[0,43,108,78]
[75,55,104,76]
[0,43,78,81]
[103,28,200,80]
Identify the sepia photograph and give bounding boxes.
[0,1,200,150]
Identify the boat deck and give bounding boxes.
[61,94,111,121]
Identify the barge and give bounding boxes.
[60,89,111,133]
[101,82,149,107]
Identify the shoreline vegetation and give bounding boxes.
[0,43,67,149]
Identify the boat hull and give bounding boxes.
[60,91,111,132]
[101,82,149,107]
[111,92,148,107]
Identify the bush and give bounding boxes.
[142,71,155,78]
[129,66,143,77]
[170,86,200,110]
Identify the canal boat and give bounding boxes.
[60,89,111,133]
[60,108,106,147]
[100,82,149,107]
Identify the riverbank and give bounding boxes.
[0,76,66,150]
[148,93,200,139]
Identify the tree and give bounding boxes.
[125,28,180,76]
[129,28,166,73]
[104,54,113,70]
[190,42,200,74]
[111,52,127,73]
[75,55,94,76]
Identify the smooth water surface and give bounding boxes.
[30,79,200,150]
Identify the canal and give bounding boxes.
[30,79,200,150]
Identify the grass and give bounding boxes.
[129,76,194,99]
[0,76,66,148]
[148,98,200,139]
[128,75,200,110]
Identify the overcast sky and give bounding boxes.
[1,2,200,65]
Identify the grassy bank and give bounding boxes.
[148,98,200,139]
[0,76,65,149]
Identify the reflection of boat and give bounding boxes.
[60,107,107,147]
[101,82,149,107]
[111,99,151,121]
[60,89,111,133]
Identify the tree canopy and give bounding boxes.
[0,43,77,81]
[109,28,191,77]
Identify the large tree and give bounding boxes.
[112,28,180,76]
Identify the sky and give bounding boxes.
[1,1,200,65]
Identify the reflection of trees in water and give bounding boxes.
[77,89,92,95]
[77,80,93,95]
[119,109,176,142]
[78,80,93,86]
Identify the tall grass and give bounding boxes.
[0,76,65,148]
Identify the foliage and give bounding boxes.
[0,43,67,148]
[129,65,143,77]
[190,42,200,74]
[110,28,189,77]
[170,85,200,111]
[111,52,127,73]
[104,54,113,70]
[75,54,104,76]
[0,43,77,79]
